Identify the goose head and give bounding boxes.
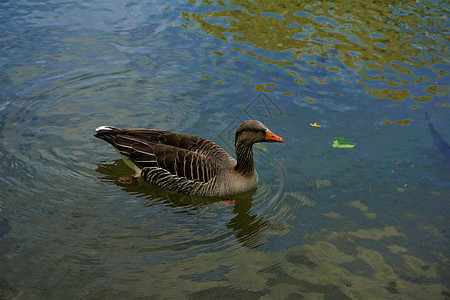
[235,120,283,147]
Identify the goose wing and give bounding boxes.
[95,127,232,183]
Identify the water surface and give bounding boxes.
[1,0,449,299]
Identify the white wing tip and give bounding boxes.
[96,125,114,132]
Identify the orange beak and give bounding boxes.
[265,129,284,143]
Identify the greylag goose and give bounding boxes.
[94,120,283,196]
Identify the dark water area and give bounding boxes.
[0,0,449,299]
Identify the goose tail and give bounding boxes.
[94,125,121,143]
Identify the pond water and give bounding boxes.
[1,0,449,299]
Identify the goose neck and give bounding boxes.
[234,142,255,177]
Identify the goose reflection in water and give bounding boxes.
[96,160,272,249]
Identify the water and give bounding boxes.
[1,0,449,298]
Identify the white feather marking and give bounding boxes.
[116,142,133,149]
[191,155,195,180]
[196,155,200,181]
[174,154,178,176]
[133,148,156,156]
[96,126,114,132]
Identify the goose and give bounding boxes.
[94,120,283,196]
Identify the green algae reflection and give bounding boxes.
[182,0,449,109]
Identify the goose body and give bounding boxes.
[95,120,283,196]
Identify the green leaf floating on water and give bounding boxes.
[332,137,356,149]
